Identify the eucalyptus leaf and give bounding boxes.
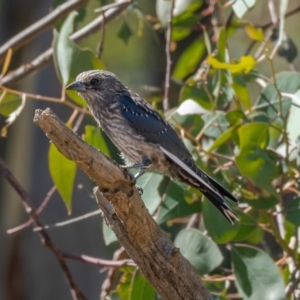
[156,182,201,224]
[232,244,285,300]
[174,228,223,275]
[48,143,77,212]
[0,92,22,117]
[235,123,279,195]
[203,200,238,244]
[137,172,164,214]
[173,38,206,80]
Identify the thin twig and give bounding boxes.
[7,185,57,234]
[34,210,102,231]
[0,0,88,63]
[96,12,106,59]
[286,267,300,297]
[269,0,288,59]
[0,0,132,87]
[265,213,294,257]
[0,85,89,113]
[163,0,175,112]
[100,247,128,299]
[61,250,135,268]
[0,157,87,300]
[7,109,86,235]
[268,0,278,24]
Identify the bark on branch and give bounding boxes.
[33,108,213,300]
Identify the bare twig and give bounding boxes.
[0,84,89,113]
[286,267,300,298]
[33,209,102,231]
[34,108,213,300]
[163,0,175,112]
[0,0,88,64]
[61,251,135,268]
[7,106,87,234]
[96,12,106,59]
[269,0,288,59]
[0,157,87,300]
[268,0,278,24]
[7,185,57,234]
[100,247,128,299]
[0,0,132,87]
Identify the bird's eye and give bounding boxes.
[90,78,100,86]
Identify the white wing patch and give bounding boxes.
[159,146,220,195]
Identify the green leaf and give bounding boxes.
[53,12,77,86]
[285,196,300,226]
[232,0,256,19]
[286,90,300,142]
[217,27,226,62]
[232,75,252,109]
[83,125,110,156]
[102,220,117,246]
[117,22,132,45]
[208,126,237,152]
[0,92,22,117]
[53,12,105,103]
[256,72,300,121]
[118,270,156,300]
[156,0,201,27]
[232,244,285,300]
[235,123,279,194]
[245,226,264,244]
[171,28,191,41]
[180,81,213,110]
[174,228,223,275]
[201,111,228,139]
[232,212,261,242]
[137,172,164,214]
[226,109,247,125]
[242,194,279,209]
[173,38,206,80]
[203,200,239,244]
[156,182,201,224]
[48,143,77,212]
[1,93,26,137]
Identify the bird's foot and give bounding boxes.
[136,186,143,195]
[121,165,137,184]
[120,165,144,194]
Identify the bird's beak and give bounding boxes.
[66,81,86,92]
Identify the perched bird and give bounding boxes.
[66,70,238,223]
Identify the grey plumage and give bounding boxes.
[66,70,238,223]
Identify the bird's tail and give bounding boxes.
[173,162,238,224]
[159,147,238,224]
[199,177,239,224]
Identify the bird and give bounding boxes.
[66,70,238,223]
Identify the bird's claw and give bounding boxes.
[136,186,143,195]
[121,165,143,194]
[121,165,135,179]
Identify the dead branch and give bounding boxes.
[33,108,213,300]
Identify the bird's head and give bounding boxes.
[66,70,126,103]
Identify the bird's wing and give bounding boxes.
[119,94,228,194]
[119,94,238,223]
[119,94,191,160]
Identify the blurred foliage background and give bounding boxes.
[1,0,300,299]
